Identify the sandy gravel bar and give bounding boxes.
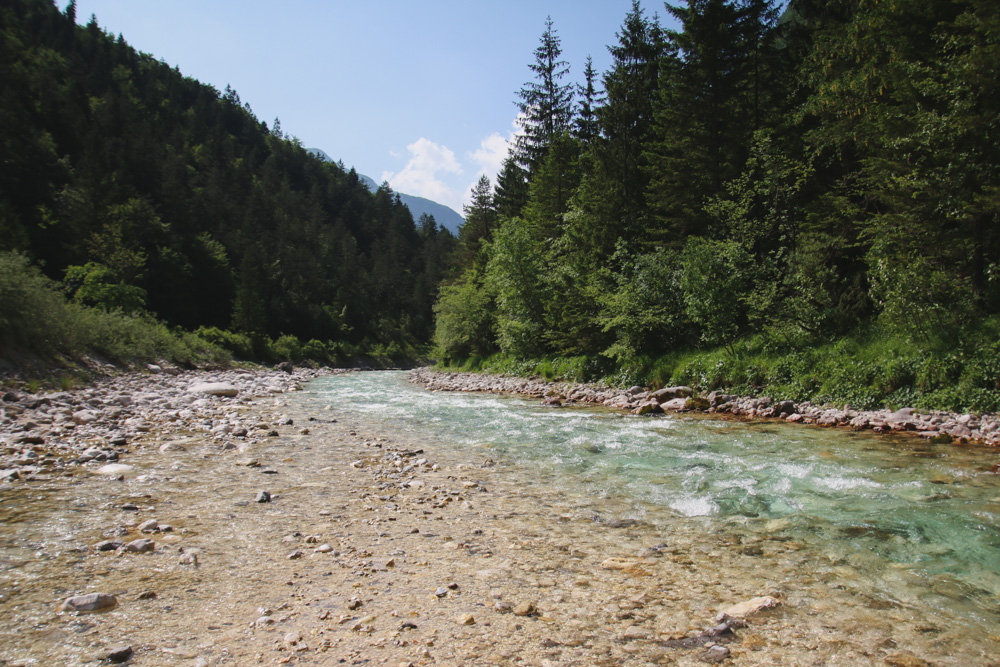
[0,368,995,666]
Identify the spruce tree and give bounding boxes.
[514,16,575,174]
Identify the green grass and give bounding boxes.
[437,324,1000,414]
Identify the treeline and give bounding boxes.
[1,0,455,362]
[436,0,1000,411]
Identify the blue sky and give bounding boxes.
[74,1,680,216]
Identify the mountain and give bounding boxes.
[308,149,464,235]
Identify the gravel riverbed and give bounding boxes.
[0,367,995,666]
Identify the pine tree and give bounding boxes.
[514,16,575,174]
[574,55,601,145]
[583,0,667,252]
[493,156,530,219]
[456,175,496,272]
[646,0,780,241]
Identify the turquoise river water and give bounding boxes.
[303,371,1000,630]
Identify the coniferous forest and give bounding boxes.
[1,0,455,364]
[438,0,1000,412]
[2,0,999,411]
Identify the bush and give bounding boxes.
[1,251,228,367]
[0,251,79,354]
[270,334,303,363]
[194,326,254,359]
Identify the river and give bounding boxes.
[0,369,997,665]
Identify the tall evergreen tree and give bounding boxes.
[456,175,496,272]
[579,0,666,256]
[514,16,575,174]
[493,156,531,220]
[574,55,601,145]
[646,0,780,241]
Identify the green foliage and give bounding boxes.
[64,262,148,314]
[270,334,303,363]
[678,237,754,351]
[600,246,686,362]
[0,251,78,354]
[485,217,549,357]
[432,274,496,363]
[194,326,253,360]
[0,251,228,366]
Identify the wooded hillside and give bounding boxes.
[1,0,454,359]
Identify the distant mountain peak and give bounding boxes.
[308,148,464,234]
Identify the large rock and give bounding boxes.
[59,592,117,612]
[661,398,689,412]
[187,382,239,398]
[649,386,693,402]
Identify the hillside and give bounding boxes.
[0,0,455,356]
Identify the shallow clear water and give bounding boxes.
[305,371,1000,625]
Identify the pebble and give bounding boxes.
[699,645,730,663]
[255,490,271,503]
[720,595,781,619]
[138,518,160,532]
[59,592,117,613]
[884,652,932,667]
[103,645,133,663]
[187,382,239,397]
[457,613,475,625]
[513,602,536,617]
[123,538,155,553]
[94,540,122,551]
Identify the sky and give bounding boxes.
[74,1,681,217]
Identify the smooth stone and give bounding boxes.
[159,442,187,453]
[884,652,932,667]
[96,463,133,476]
[623,625,653,640]
[513,602,536,617]
[104,645,133,663]
[187,382,239,397]
[59,593,117,612]
[255,490,271,503]
[138,519,160,532]
[720,596,781,619]
[72,410,99,425]
[123,538,155,553]
[600,557,642,571]
[699,645,731,663]
[94,540,123,552]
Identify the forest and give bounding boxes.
[1,0,454,365]
[1,0,999,412]
[437,0,1000,412]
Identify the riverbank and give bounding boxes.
[0,368,995,666]
[410,368,1000,449]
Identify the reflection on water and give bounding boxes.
[307,371,1000,625]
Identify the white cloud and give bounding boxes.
[471,132,509,181]
[383,138,463,211]
[461,115,524,208]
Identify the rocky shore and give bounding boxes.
[0,365,333,485]
[410,368,1000,448]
